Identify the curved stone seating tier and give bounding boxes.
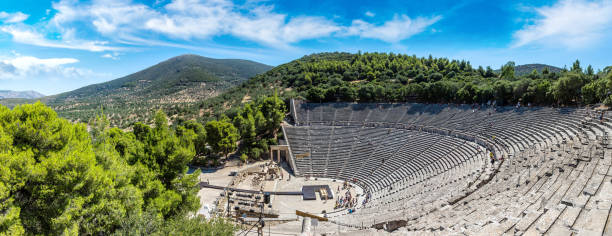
[285,126,479,193]
[284,101,609,233]
[395,126,612,235]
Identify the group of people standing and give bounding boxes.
[335,182,358,211]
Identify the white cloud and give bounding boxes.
[2,0,440,51]
[345,15,442,43]
[365,11,375,17]
[513,0,612,48]
[145,0,340,46]
[44,0,436,48]
[0,11,29,23]
[229,14,340,46]
[101,52,122,60]
[0,54,94,81]
[144,0,229,39]
[0,26,122,52]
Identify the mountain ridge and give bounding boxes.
[39,54,272,126]
[495,63,563,76]
[0,90,45,99]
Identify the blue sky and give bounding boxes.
[0,0,611,95]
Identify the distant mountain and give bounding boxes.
[41,54,272,126]
[0,90,44,99]
[496,63,563,76]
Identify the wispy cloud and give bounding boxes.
[365,11,375,17]
[513,0,612,48]
[101,52,122,60]
[0,25,123,52]
[7,0,438,50]
[0,53,100,81]
[0,11,29,23]
[345,15,442,43]
[133,0,340,47]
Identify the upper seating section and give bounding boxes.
[294,101,584,129]
[293,101,586,152]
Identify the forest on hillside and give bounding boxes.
[6,52,608,127]
[195,52,612,121]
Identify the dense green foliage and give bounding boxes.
[205,116,239,159]
[231,95,286,160]
[0,102,235,235]
[196,53,611,118]
[187,94,286,164]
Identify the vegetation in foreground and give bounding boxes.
[0,93,285,235]
[0,102,236,235]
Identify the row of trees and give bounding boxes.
[240,53,611,106]
[0,102,235,235]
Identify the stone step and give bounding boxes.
[533,204,566,234]
[513,210,545,233]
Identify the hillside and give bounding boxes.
[3,53,607,127]
[42,54,272,126]
[193,52,609,119]
[0,90,44,99]
[495,63,563,76]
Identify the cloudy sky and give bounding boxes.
[0,0,611,95]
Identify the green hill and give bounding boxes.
[3,52,608,127]
[495,63,563,76]
[35,54,272,126]
[194,52,609,119]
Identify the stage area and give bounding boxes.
[196,160,364,219]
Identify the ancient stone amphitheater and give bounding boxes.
[281,100,611,235]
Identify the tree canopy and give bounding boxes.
[196,53,611,112]
[0,102,235,235]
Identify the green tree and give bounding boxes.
[552,72,584,104]
[0,103,138,234]
[306,87,326,102]
[240,153,248,163]
[582,79,607,104]
[257,95,286,135]
[0,103,235,235]
[180,120,207,157]
[501,61,515,80]
[586,65,594,76]
[205,117,239,158]
[571,59,582,73]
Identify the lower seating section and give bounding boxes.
[285,126,480,195]
[396,123,611,235]
[285,101,611,234]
